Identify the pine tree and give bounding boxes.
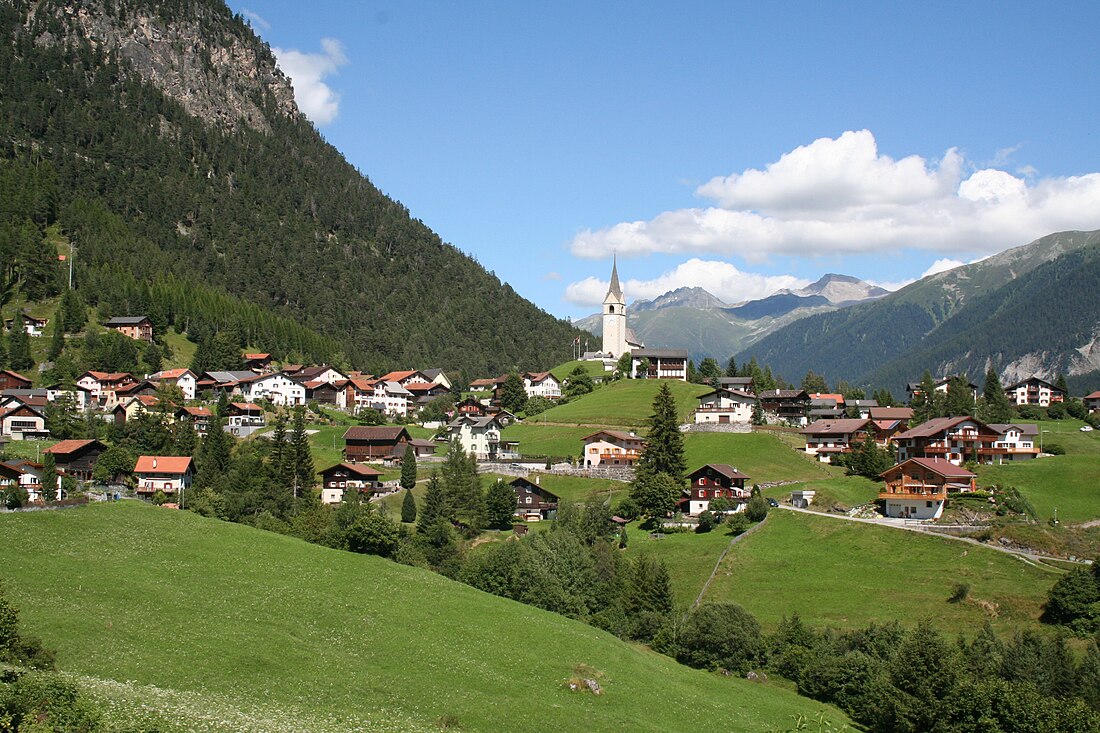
[0,332,8,370]
[911,370,940,424]
[195,415,233,490]
[46,308,64,361]
[400,489,417,524]
[499,372,528,413]
[484,479,517,529]
[943,375,976,417]
[417,472,446,535]
[725,356,739,378]
[8,323,32,372]
[400,443,417,491]
[174,417,198,456]
[268,411,289,486]
[290,407,314,501]
[698,357,721,385]
[635,383,686,482]
[441,440,483,530]
[978,368,1014,424]
[39,451,58,502]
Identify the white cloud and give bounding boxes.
[570,130,1100,263]
[273,38,348,125]
[921,258,966,277]
[564,259,811,308]
[241,8,271,31]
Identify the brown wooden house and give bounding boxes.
[105,316,153,342]
[43,439,108,481]
[0,370,32,391]
[342,426,412,463]
[510,477,560,520]
[320,462,385,504]
[682,464,751,515]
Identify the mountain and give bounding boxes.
[575,275,885,362]
[0,0,584,376]
[737,229,1100,394]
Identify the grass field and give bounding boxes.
[763,475,882,510]
[500,423,595,458]
[705,510,1058,635]
[682,431,839,485]
[527,380,710,427]
[622,525,737,608]
[979,455,1100,523]
[162,328,197,370]
[1,503,843,732]
[550,359,613,382]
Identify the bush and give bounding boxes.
[1043,443,1066,455]
[726,513,750,536]
[948,582,970,603]
[695,511,715,533]
[673,603,765,675]
[745,494,769,522]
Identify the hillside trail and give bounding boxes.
[689,515,770,614]
[776,505,1089,570]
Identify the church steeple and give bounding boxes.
[601,256,628,358]
[606,254,624,302]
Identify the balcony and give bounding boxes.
[880,486,947,501]
[598,452,639,463]
[485,430,500,443]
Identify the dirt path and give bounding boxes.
[777,505,1088,569]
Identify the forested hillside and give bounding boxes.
[0,0,584,376]
[738,229,1100,392]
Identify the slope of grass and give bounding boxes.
[527,380,710,427]
[979,455,1100,523]
[683,431,840,485]
[550,359,612,382]
[706,510,1057,635]
[762,476,882,510]
[623,524,737,608]
[526,472,628,505]
[162,328,197,371]
[500,424,595,459]
[2,503,842,732]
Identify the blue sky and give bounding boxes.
[228,1,1100,320]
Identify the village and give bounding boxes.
[3,265,1098,541]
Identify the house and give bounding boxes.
[343,377,380,414]
[868,406,914,425]
[104,316,153,342]
[694,387,756,425]
[196,371,257,397]
[44,383,91,411]
[800,418,872,462]
[445,414,518,461]
[107,380,158,411]
[293,365,349,385]
[246,372,306,406]
[879,457,976,520]
[370,381,412,417]
[242,353,272,373]
[758,389,810,425]
[379,370,430,388]
[302,380,344,406]
[581,430,645,467]
[849,400,879,419]
[176,406,213,433]
[43,439,108,481]
[133,455,194,497]
[1004,376,1065,407]
[455,397,487,417]
[147,368,198,401]
[343,426,413,463]
[2,459,51,502]
[1086,391,1100,414]
[808,394,846,419]
[112,394,161,425]
[485,406,521,426]
[4,313,48,337]
[907,376,979,403]
[0,403,48,440]
[0,370,33,391]
[469,377,504,392]
[319,462,384,504]
[510,476,560,520]
[630,349,688,380]
[421,368,452,391]
[682,464,751,515]
[523,372,562,400]
[717,376,754,391]
[404,381,451,407]
[892,416,1038,466]
[408,438,437,458]
[76,371,137,406]
[790,489,816,509]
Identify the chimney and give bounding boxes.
[535,475,540,485]
[152,457,158,469]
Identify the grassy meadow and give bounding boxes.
[683,431,837,485]
[526,379,710,427]
[705,510,1058,635]
[1,503,844,732]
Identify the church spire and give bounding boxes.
[606,254,624,302]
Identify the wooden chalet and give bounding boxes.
[893,416,1038,465]
[342,426,412,463]
[510,476,560,520]
[43,439,108,481]
[320,462,385,504]
[242,353,273,373]
[581,430,645,467]
[176,406,213,433]
[800,418,872,462]
[879,457,976,520]
[0,370,32,391]
[682,464,751,515]
[758,389,809,425]
[104,316,153,342]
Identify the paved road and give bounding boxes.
[776,504,1090,569]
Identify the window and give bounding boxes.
[926,501,933,508]
[525,497,532,504]
[698,490,705,498]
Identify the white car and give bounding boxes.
[1081,426,1094,432]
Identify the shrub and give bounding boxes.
[1043,443,1066,455]
[673,603,765,675]
[948,582,971,604]
[695,511,715,533]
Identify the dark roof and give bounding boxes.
[44,439,107,456]
[105,316,150,326]
[893,416,994,440]
[509,477,561,500]
[631,349,689,358]
[800,418,871,435]
[881,457,977,479]
[1005,376,1063,392]
[868,407,914,420]
[688,463,751,481]
[581,429,644,443]
[758,389,809,400]
[342,426,411,442]
[321,462,384,478]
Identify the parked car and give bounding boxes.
[767,497,779,507]
[1081,425,1094,432]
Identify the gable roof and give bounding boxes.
[882,457,977,479]
[698,387,756,401]
[150,368,195,380]
[177,406,214,418]
[986,423,1039,437]
[0,369,32,383]
[81,371,134,383]
[801,418,870,435]
[868,406,914,420]
[134,455,193,474]
[689,463,751,481]
[342,426,411,442]
[893,416,995,440]
[509,476,561,500]
[44,439,106,456]
[380,370,422,383]
[321,462,384,478]
[243,353,271,360]
[581,429,643,443]
[105,316,150,326]
[229,402,262,412]
[758,389,809,400]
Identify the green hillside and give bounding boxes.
[738,229,1100,391]
[0,0,585,375]
[705,510,1057,634]
[1,502,843,732]
[526,379,710,426]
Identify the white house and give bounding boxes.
[148,368,198,401]
[371,381,412,417]
[0,403,48,440]
[630,349,688,381]
[524,372,562,400]
[245,372,307,406]
[581,429,646,467]
[445,414,518,461]
[694,387,756,425]
[134,455,194,497]
[1004,377,1065,407]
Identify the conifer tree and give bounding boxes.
[725,356,739,378]
[635,383,686,482]
[400,489,417,524]
[485,478,517,530]
[8,323,32,372]
[195,415,232,490]
[290,407,314,500]
[268,411,289,486]
[911,370,940,424]
[47,308,64,361]
[417,472,446,535]
[40,451,57,502]
[174,417,197,456]
[400,443,417,491]
[978,368,1014,424]
[499,372,528,413]
[0,332,8,369]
